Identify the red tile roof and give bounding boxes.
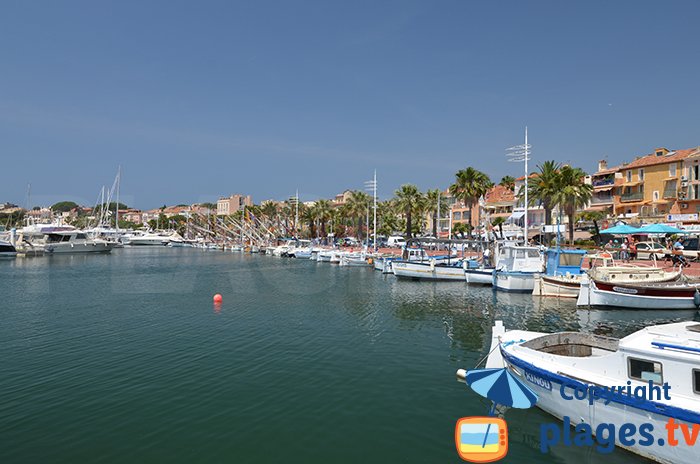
[623,148,697,170]
[485,185,515,204]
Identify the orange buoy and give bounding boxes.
[213,294,223,303]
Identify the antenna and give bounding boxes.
[506,127,531,243]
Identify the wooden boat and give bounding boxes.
[533,248,587,298]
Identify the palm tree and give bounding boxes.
[499,175,516,191]
[449,167,493,236]
[313,199,333,239]
[491,216,506,239]
[527,160,560,227]
[346,191,371,241]
[578,210,605,244]
[553,165,593,245]
[394,184,424,238]
[424,189,448,237]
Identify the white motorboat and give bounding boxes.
[41,231,114,254]
[125,232,171,246]
[391,259,467,281]
[317,250,333,262]
[339,254,371,267]
[493,245,543,292]
[472,320,700,463]
[0,240,17,258]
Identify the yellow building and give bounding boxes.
[614,148,690,219]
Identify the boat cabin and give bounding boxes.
[544,248,587,277]
[495,245,543,273]
[44,231,89,243]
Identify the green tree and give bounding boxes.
[554,165,593,244]
[491,216,506,239]
[346,191,371,240]
[425,189,449,237]
[449,167,492,236]
[577,210,606,244]
[50,201,79,212]
[313,199,333,238]
[394,184,424,238]
[499,175,515,191]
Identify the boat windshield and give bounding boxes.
[521,332,619,357]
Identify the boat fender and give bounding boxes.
[368,258,373,265]
[430,258,435,270]
[71,243,74,248]
[694,289,700,308]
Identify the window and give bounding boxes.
[639,169,644,181]
[670,163,677,177]
[527,249,540,258]
[694,370,700,394]
[626,171,632,182]
[636,243,648,250]
[628,357,663,384]
[653,191,659,201]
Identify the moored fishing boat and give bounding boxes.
[391,259,470,281]
[533,248,587,298]
[467,320,700,463]
[577,277,700,309]
[493,245,543,292]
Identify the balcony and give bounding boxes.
[621,192,644,202]
[590,195,613,205]
[592,177,615,188]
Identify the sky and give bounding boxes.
[1,0,699,209]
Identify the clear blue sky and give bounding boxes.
[2,0,699,209]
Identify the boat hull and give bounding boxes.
[533,274,581,298]
[578,279,700,309]
[391,261,465,281]
[464,268,494,285]
[493,271,537,292]
[45,242,114,254]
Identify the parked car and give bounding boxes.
[634,241,668,260]
[677,237,700,260]
[387,235,406,248]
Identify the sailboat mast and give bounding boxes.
[295,189,299,238]
[373,170,377,252]
[115,166,121,236]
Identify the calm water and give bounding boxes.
[1,249,696,463]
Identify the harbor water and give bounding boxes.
[2,248,694,463]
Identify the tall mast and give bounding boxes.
[295,189,299,238]
[437,188,441,237]
[365,171,378,252]
[373,170,377,252]
[115,166,121,236]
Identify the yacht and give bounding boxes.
[468,320,700,463]
[125,231,171,246]
[41,231,114,254]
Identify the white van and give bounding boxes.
[387,236,406,248]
